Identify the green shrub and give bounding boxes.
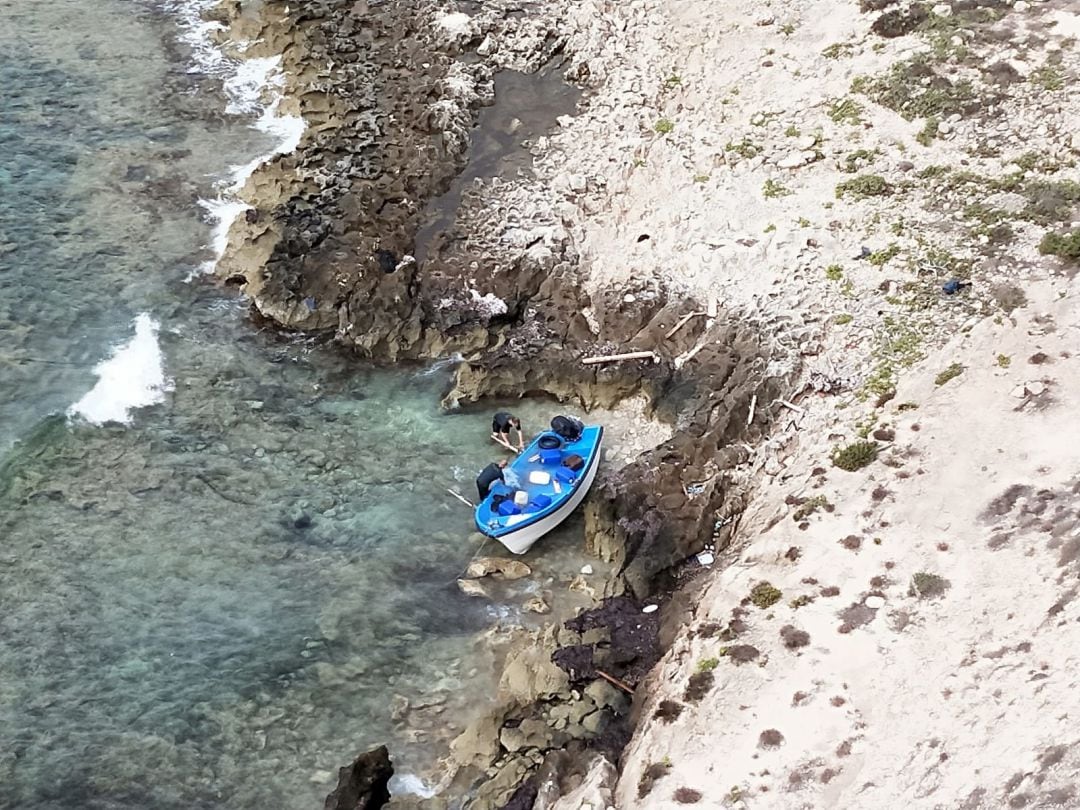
[763,179,793,199]
[1039,229,1080,261]
[934,363,964,386]
[836,174,891,200]
[825,264,844,281]
[828,98,864,125]
[654,118,675,134]
[909,572,951,599]
[831,441,879,471]
[750,582,782,609]
[696,657,720,672]
[834,313,854,325]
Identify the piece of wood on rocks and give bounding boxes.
[776,398,805,414]
[674,339,710,370]
[323,745,393,810]
[581,350,658,365]
[595,669,635,695]
[747,393,758,427]
[664,311,706,339]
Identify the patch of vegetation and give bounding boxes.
[654,118,675,134]
[673,787,703,804]
[825,264,844,281]
[991,283,1028,314]
[664,74,683,88]
[763,223,777,233]
[909,571,951,599]
[750,581,783,609]
[897,401,919,411]
[790,594,813,609]
[693,173,710,184]
[822,42,854,59]
[683,670,714,703]
[861,315,925,400]
[784,124,801,137]
[831,440,879,471]
[725,137,761,159]
[1020,180,1080,224]
[868,243,901,266]
[917,164,950,179]
[996,354,1011,368]
[934,362,964,386]
[792,494,833,521]
[780,22,797,36]
[1039,229,1080,261]
[696,657,720,673]
[758,729,785,748]
[834,313,854,325]
[836,174,891,200]
[763,179,793,199]
[780,625,811,649]
[920,244,975,279]
[841,148,881,174]
[828,97,864,125]
[1032,62,1064,92]
[654,699,684,723]
[852,55,979,121]
[796,216,811,228]
[639,761,673,798]
[916,116,939,147]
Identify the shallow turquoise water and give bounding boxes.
[0,3,597,808]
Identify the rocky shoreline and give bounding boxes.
[202,0,797,806]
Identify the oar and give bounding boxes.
[446,488,475,509]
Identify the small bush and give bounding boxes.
[759,729,785,748]
[763,179,793,199]
[834,313,854,325]
[825,264,844,281]
[996,354,1011,368]
[1039,229,1080,262]
[696,657,720,672]
[654,699,684,723]
[683,670,714,703]
[673,787,703,804]
[828,98,864,125]
[654,118,675,134]
[638,761,672,798]
[909,571,951,599]
[831,441,879,471]
[836,174,891,200]
[792,494,832,521]
[750,581,783,609]
[780,625,811,649]
[934,363,964,386]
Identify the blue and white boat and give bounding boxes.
[475,423,604,554]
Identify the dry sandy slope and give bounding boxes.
[621,282,1080,808]
[498,0,1080,806]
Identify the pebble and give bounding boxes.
[865,595,886,609]
[1014,0,1029,10]
[1027,381,1046,396]
[580,564,594,575]
[796,135,817,150]
[642,604,659,614]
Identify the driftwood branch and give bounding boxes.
[664,311,706,339]
[674,340,709,370]
[595,669,635,695]
[581,350,658,366]
[746,394,758,427]
[777,399,805,415]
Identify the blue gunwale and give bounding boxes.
[474,425,604,538]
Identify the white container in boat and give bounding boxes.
[513,490,529,507]
[528,470,552,485]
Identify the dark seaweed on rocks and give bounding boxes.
[556,596,661,685]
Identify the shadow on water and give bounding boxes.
[413,62,582,264]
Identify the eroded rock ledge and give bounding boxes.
[206,1,803,807]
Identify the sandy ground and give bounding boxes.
[493,0,1080,806]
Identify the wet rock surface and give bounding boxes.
[203,1,799,807]
[324,745,393,810]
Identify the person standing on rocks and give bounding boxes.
[491,412,524,453]
[476,458,509,500]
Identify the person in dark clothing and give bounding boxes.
[476,459,509,500]
[491,411,524,453]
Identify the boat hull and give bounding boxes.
[495,438,603,554]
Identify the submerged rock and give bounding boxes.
[324,745,393,810]
[465,557,532,580]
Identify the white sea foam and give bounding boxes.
[389,774,439,799]
[69,314,172,426]
[167,1,307,276]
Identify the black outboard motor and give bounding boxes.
[550,415,584,442]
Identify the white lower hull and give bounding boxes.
[495,444,603,555]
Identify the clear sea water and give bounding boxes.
[0,2,603,807]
